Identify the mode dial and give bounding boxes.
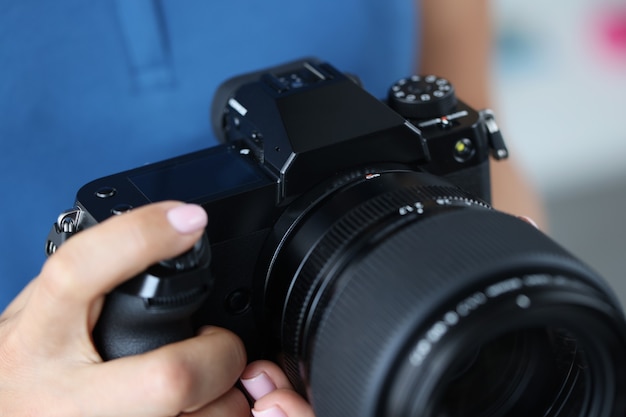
[388,75,457,119]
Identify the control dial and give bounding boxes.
[159,233,210,271]
[388,75,457,119]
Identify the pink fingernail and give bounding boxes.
[518,215,539,229]
[252,405,288,417]
[241,372,277,400]
[166,204,208,234]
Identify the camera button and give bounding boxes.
[95,186,117,199]
[111,203,133,215]
[226,289,252,315]
[453,138,476,163]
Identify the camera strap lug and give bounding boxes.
[480,109,509,160]
[45,207,83,256]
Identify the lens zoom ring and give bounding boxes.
[280,182,484,386]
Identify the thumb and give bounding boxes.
[20,202,207,352]
[241,361,316,417]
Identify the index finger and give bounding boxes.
[78,326,247,417]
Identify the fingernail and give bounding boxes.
[167,204,208,234]
[241,371,277,400]
[518,215,539,229]
[252,405,288,417]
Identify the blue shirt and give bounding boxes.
[0,0,418,309]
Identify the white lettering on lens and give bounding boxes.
[409,339,432,367]
[426,321,447,343]
[444,311,459,326]
[524,275,551,287]
[486,278,523,298]
[399,202,424,216]
[399,205,414,216]
[456,292,487,317]
[516,295,531,309]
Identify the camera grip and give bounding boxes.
[93,234,213,360]
[93,289,205,360]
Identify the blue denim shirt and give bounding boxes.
[0,0,417,309]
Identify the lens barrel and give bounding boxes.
[265,170,626,417]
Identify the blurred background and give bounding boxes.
[492,0,626,305]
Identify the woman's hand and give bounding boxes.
[0,202,251,416]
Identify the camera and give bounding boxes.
[46,58,626,417]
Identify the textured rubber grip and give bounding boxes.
[93,234,212,360]
[93,288,207,360]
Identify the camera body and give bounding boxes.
[54,59,505,359]
[46,58,626,417]
[46,59,507,360]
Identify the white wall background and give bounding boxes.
[493,0,626,197]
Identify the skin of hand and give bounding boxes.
[419,0,547,226]
[241,361,316,417]
[0,202,253,417]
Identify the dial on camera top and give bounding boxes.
[388,75,457,120]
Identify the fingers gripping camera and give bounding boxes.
[46,59,626,417]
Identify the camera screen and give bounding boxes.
[129,147,269,203]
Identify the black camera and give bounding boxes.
[46,59,626,417]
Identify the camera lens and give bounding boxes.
[264,170,626,417]
[428,328,588,417]
[390,299,626,417]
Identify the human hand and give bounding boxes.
[241,360,315,417]
[0,202,250,416]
